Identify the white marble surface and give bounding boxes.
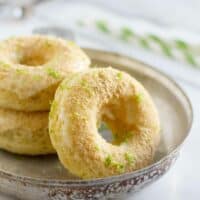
[0,1,199,199]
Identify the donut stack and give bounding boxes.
[0,35,160,179]
[0,35,90,155]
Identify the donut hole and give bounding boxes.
[20,53,48,66]
[98,122,113,143]
[17,41,56,67]
[100,95,138,145]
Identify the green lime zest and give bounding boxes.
[0,61,10,69]
[95,145,100,151]
[104,155,112,167]
[135,93,143,103]
[32,74,42,80]
[50,100,58,118]
[104,155,125,172]
[80,79,92,95]
[81,79,88,87]
[46,67,61,79]
[60,83,71,90]
[114,163,125,173]
[124,152,135,165]
[16,68,27,75]
[59,75,76,90]
[96,20,110,33]
[116,72,123,80]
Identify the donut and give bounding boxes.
[0,108,55,155]
[0,35,90,111]
[49,67,160,179]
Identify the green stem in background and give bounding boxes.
[175,39,197,67]
[120,27,134,41]
[184,51,197,66]
[139,38,150,49]
[95,20,110,33]
[46,67,61,79]
[148,34,173,57]
[175,39,189,50]
[76,19,199,67]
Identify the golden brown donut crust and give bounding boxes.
[0,108,55,155]
[0,35,90,111]
[49,67,160,179]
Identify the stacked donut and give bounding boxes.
[0,35,160,179]
[0,35,90,155]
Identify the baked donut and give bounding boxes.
[0,108,55,155]
[49,67,160,179]
[0,35,90,111]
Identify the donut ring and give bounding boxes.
[49,67,160,179]
[0,108,55,155]
[0,35,90,111]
